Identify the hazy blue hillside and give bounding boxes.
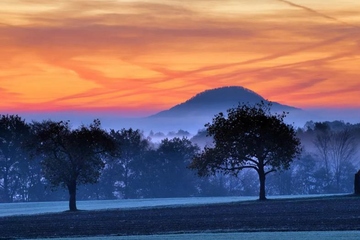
[20,86,360,135]
[150,86,299,118]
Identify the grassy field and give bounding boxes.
[1,194,360,239]
[0,194,342,217]
[36,231,360,240]
[0,196,257,217]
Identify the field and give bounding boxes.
[0,196,258,217]
[1,194,360,239]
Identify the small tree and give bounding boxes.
[29,119,116,211]
[189,101,301,200]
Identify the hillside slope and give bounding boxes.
[150,86,299,118]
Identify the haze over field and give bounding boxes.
[1,0,360,128]
[10,86,360,135]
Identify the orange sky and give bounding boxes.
[1,0,360,116]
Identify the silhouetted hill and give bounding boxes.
[150,86,299,118]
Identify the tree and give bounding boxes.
[313,125,357,193]
[290,153,318,195]
[137,137,200,198]
[29,119,116,211]
[189,101,302,200]
[155,137,200,197]
[108,128,150,199]
[25,156,48,202]
[0,115,30,202]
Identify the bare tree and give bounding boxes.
[330,129,357,191]
[314,129,332,184]
[314,127,357,192]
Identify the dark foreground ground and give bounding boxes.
[1,195,360,239]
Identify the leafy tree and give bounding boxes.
[108,128,150,199]
[156,137,199,197]
[29,119,116,211]
[237,169,259,196]
[266,169,293,195]
[189,101,302,200]
[25,156,48,201]
[0,115,30,202]
[133,148,159,198]
[139,137,200,198]
[193,174,231,197]
[290,153,318,194]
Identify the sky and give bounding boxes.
[1,0,360,118]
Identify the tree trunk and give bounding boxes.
[258,168,267,201]
[67,181,77,211]
[124,166,129,199]
[3,171,11,203]
[354,171,360,195]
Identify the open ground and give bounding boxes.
[1,195,360,239]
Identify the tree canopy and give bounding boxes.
[0,115,30,202]
[29,119,116,210]
[108,128,150,199]
[2,112,360,203]
[189,101,302,200]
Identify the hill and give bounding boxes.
[114,86,303,134]
[150,86,299,118]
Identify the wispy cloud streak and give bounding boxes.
[276,0,355,27]
[0,0,360,113]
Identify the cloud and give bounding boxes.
[0,87,19,97]
[276,0,353,26]
[1,0,360,114]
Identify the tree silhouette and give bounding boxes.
[0,115,30,202]
[29,119,116,211]
[108,128,150,199]
[154,137,199,197]
[314,125,357,192]
[135,137,199,198]
[189,101,301,200]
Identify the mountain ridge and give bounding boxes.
[149,86,300,118]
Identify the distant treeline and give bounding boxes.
[0,114,359,203]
